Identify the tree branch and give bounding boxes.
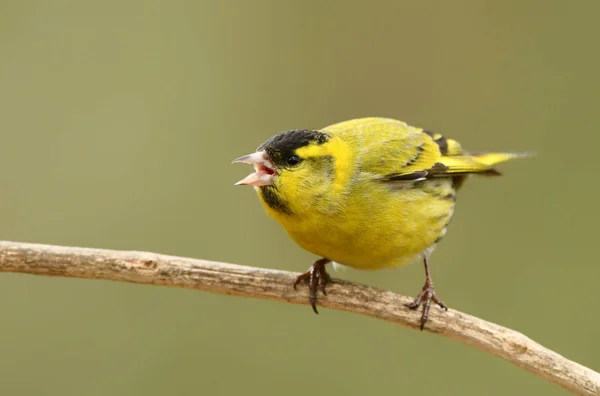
[0,241,597,395]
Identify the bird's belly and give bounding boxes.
[288,222,434,270]
[281,184,456,270]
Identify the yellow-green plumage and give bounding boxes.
[254,117,520,270]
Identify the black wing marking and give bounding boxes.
[422,130,449,155]
[384,170,428,181]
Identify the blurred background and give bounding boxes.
[0,1,598,395]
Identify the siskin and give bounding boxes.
[233,117,525,329]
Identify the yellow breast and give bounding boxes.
[264,177,456,270]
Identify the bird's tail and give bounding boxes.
[434,152,530,177]
[470,152,531,176]
[471,152,530,167]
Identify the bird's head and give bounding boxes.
[233,129,345,215]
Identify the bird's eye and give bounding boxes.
[286,155,301,166]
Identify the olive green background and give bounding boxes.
[0,1,598,395]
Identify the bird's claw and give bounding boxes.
[405,281,447,331]
[293,258,331,314]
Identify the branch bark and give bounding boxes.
[0,241,597,395]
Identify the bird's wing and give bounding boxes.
[322,117,522,182]
[382,128,511,181]
[323,118,441,181]
[323,117,513,181]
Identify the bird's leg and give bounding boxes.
[405,256,448,330]
[293,258,331,314]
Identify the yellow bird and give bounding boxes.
[233,117,525,329]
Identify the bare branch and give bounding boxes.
[0,241,598,395]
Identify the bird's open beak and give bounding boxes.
[232,151,276,186]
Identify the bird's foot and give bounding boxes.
[405,280,448,331]
[293,258,331,314]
